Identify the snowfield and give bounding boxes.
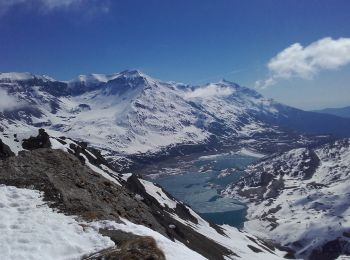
[0,185,114,260]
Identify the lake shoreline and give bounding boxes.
[142,151,260,228]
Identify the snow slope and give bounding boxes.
[223,139,350,259]
[0,185,114,260]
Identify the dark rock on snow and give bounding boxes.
[0,139,14,159]
[22,128,51,150]
[85,232,165,260]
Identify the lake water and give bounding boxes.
[149,152,259,228]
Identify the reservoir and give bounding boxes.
[145,151,262,228]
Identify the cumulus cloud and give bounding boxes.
[0,0,109,14]
[0,90,25,112]
[256,37,350,88]
[185,84,234,99]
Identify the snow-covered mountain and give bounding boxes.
[223,139,350,260]
[0,70,348,170]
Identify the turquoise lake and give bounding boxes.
[148,152,259,228]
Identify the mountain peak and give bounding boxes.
[120,69,143,76]
[220,79,240,86]
[69,73,119,85]
[215,79,263,98]
[118,69,152,80]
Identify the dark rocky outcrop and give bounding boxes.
[85,232,166,260]
[0,139,15,159]
[309,238,350,260]
[22,128,51,150]
[0,148,164,233]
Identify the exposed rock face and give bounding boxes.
[22,128,51,150]
[0,148,164,232]
[0,139,14,159]
[85,232,166,260]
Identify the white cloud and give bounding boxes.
[256,37,350,88]
[185,84,234,99]
[0,0,109,14]
[41,0,83,9]
[0,90,25,112]
[0,0,79,9]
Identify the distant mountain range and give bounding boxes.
[313,106,350,119]
[1,70,350,170]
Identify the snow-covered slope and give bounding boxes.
[223,139,350,260]
[1,70,337,169]
[0,185,115,260]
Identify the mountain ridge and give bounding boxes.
[313,106,350,119]
[0,70,348,170]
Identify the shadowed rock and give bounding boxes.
[0,139,15,159]
[85,233,166,260]
[22,128,51,150]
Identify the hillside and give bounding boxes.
[313,106,350,119]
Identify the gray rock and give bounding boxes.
[0,139,14,159]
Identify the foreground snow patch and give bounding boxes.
[0,185,114,260]
[0,185,207,260]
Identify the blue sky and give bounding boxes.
[0,0,349,109]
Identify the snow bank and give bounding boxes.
[0,185,114,260]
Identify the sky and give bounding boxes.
[0,0,349,110]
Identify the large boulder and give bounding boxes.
[22,128,51,150]
[0,139,14,159]
[85,233,166,260]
